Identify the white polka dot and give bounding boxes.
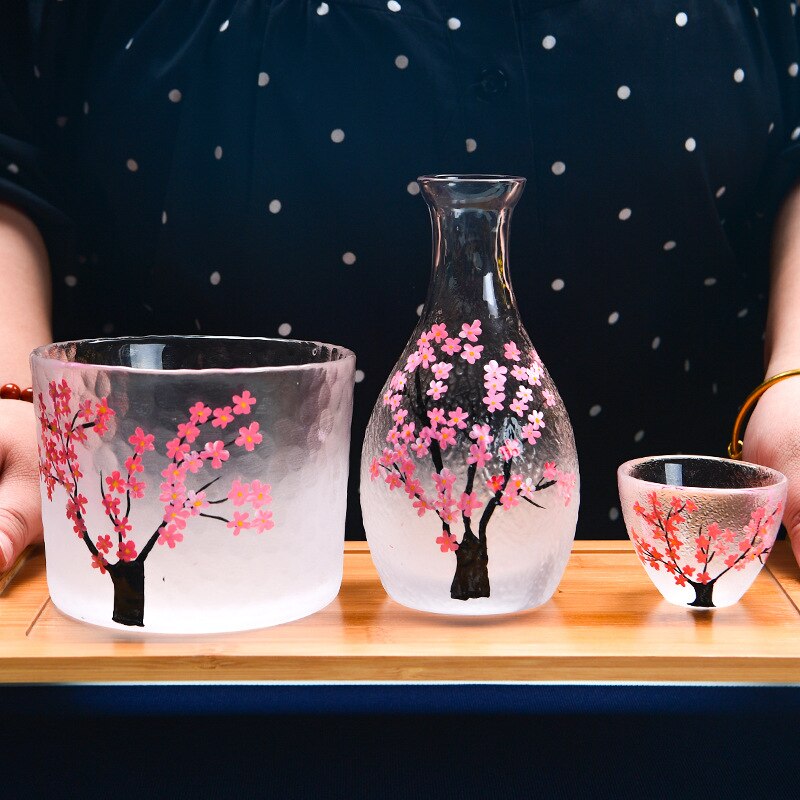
[715,186,726,198]
[33,64,40,78]
[704,276,717,286]
[168,89,182,103]
[317,3,329,15]
[64,275,77,288]
[663,240,677,251]
[161,211,167,224]
[616,85,631,100]
[258,72,270,87]
[7,163,19,174]
[589,404,602,417]
[608,507,620,522]
[608,311,620,325]
[407,181,420,195]
[684,359,691,372]
[447,17,461,30]
[126,159,138,172]
[395,54,409,69]
[219,19,229,32]
[465,138,477,153]
[551,161,566,175]
[416,303,424,316]
[331,128,345,143]
[618,207,632,221]
[651,336,661,350]
[712,382,718,395]
[793,3,797,17]
[675,12,688,26]
[634,429,645,443]
[124,39,133,51]
[342,251,357,265]
[769,122,775,134]
[354,369,365,384]
[542,35,556,50]
[387,0,401,11]
[551,278,565,291]
[790,62,799,77]
[733,68,745,83]
[753,6,760,17]
[278,322,292,337]
[268,199,282,214]
[83,101,89,115]
[56,116,68,127]
[792,127,800,141]
[737,307,749,318]
[195,318,202,332]
[685,137,696,152]
[209,271,221,286]
[214,145,223,160]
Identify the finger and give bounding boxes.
[0,463,42,573]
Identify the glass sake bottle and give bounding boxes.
[361,174,580,614]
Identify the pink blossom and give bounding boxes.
[543,462,558,481]
[248,480,272,508]
[117,540,138,562]
[405,478,423,498]
[390,371,407,391]
[457,492,483,518]
[441,337,462,356]
[412,496,429,517]
[105,471,126,494]
[228,479,251,506]
[417,330,432,347]
[499,439,521,461]
[483,375,506,393]
[433,469,457,495]
[509,398,528,417]
[459,319,482,342]
[232,390,257,415]
[369,457,381,479]
[426,380,448,400]
[102,495,121,516]
[447,407,469,429]
[161,463,188,484]
[166,437,191,461]
[410,439,429,458]
[186,490,209,514]
[212,406,235,429]
[382,389,394,408]
[430,323,448,342]
[516,386,534,403]
[405,351,422,372]
[252,510,275,533]
[91,554,108,574]
[500,491,519,510]
[419,347,437,369]
[432,362,453,381]
[183,451,204,474]
[521,424,542,446]
[96,535,113,554]
[158,525,184,548]
[504,341,521,361]
[385,472,402,491]
[125,455,144,475]
[528,410,545,429]
[696,571,712,585]
[467,443,492,468]
[235,422,263,452]
[163,504,190,529]
[487,474,504,493]
[427,407,446,428]
[386,428,401,446]
[128,427,155,453]
[392,408,408,425]
[114,516,132,537]
[436,427,457,450]
[510,365,529,382]
[483,392,504,412]
[95,397,115,421]
[528,362,543,386]
[388,394,402,411]
[400,422,416,442]
[461,343,484,364]
[436,531,460,553]
[189,402,212,423]
[177,421,201,443]
[484,360,507,379]
[227,511,251,535]
[203,440,230,469]
[542,389,556,407]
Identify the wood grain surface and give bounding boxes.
[1,541,799,683]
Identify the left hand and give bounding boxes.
[741,376,800,567]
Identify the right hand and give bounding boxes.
[0,399,42,571]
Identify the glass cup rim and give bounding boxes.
[617,453,788,494]
[30,334,356,376]
[418,173,527,184]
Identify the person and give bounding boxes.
[0,1,799,572]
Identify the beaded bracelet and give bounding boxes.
[728,368,800,460]
[0,383,33,402]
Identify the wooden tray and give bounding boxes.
[2,541,799,683]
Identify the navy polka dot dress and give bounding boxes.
[1,1,799,538]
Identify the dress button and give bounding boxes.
[474,67,508,101]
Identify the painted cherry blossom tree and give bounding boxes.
[369,319,575,600]
[38,379,274,626]
[630,491,782,607]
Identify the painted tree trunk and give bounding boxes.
[109,559,146,626]
[450,530,490,600]
[688,579,715,608]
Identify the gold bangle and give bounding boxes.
[728,368,800,460]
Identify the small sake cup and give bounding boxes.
[617,455,787,609]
